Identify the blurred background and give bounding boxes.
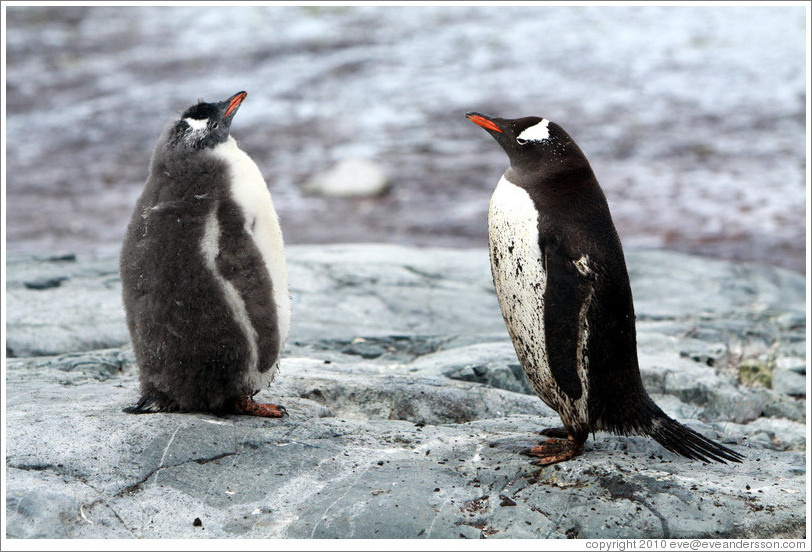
[4,5,808,273]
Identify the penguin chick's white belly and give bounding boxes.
[211,137,291,350]
[488,176,589,423]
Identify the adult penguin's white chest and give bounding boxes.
[488,175,588,418]
[211,137,291,346]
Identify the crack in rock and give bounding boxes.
[118,451,239,496]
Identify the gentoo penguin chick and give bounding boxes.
[120,91,291,417]
[466,112,743,465]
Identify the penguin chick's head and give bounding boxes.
[465,112,588,176]
[167,91,248,150]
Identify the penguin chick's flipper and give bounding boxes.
[234,396,288,418]
[522,435,586,466]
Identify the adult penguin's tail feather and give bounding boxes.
[642,400,744,463]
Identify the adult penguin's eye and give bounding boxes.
[517,137,528,145]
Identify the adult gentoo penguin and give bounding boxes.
[120,91,291,417]
[466,111,743,465]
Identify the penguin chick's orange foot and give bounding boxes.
[522,435,586,466]
[233,396,288,418]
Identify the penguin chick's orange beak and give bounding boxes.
[466,113,503,133]
[224,92,247,118]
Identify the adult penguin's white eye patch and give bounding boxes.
[517,119,551,142]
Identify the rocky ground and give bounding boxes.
[4,245,807,539]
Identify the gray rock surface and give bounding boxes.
[4,245,807,539]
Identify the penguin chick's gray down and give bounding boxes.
[120,91,291,417]
[466,112,743,465]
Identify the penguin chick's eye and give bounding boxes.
[210,122,219,130]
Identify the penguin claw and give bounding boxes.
[234,396,288,418]
[521,437,585,466]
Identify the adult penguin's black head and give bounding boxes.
[168,91,248,150]
[465,111,590,179]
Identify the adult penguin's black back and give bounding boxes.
[466,112,743,465]
[120,92,290,418]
